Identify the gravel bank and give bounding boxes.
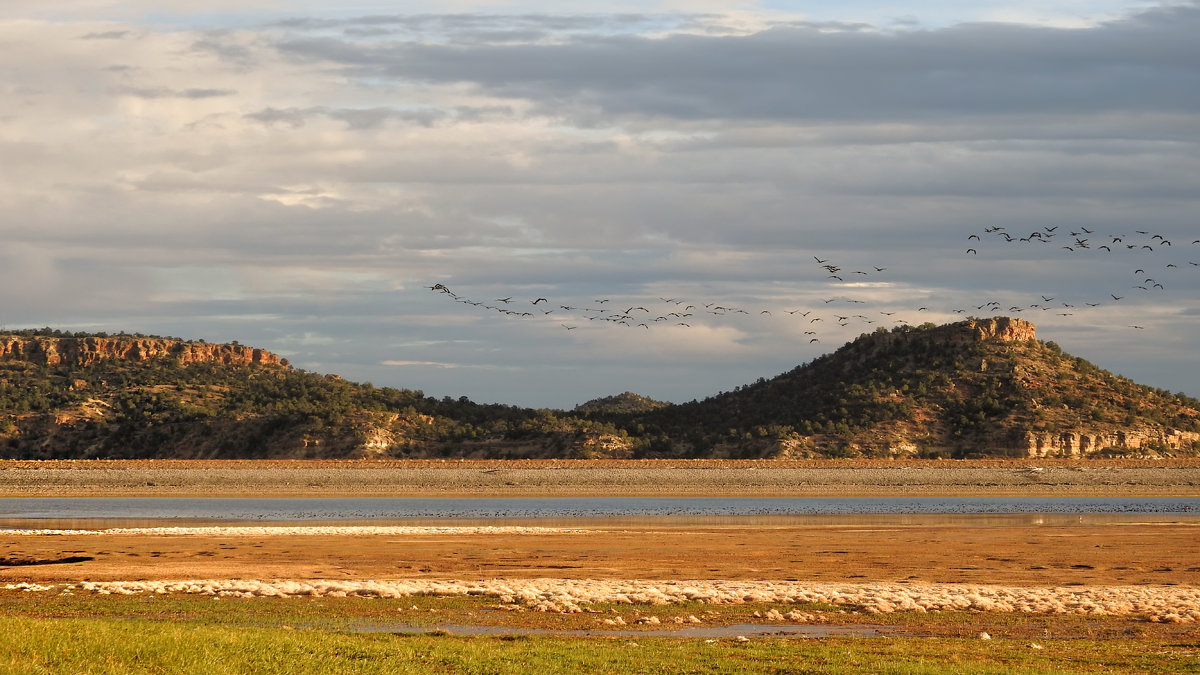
[1,459,1198,497]
[13,578,1198,623]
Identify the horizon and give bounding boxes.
[5,315,1196,410]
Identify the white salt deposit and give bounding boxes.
[6,578,1188,623]
[2,583,55,592]
[4,525,597,537]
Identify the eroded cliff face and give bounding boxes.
[1024,428,1200,458]
[958,317,1037,343]
[0,336,288,369]
[858,317,1037,356]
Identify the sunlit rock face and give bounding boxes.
[960,317,1037,344]
[1024,428,1200,458]
[0,336,288,368]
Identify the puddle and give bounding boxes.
[2,496,1197,523]
[337,622,903,638]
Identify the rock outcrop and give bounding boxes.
[957,317,1037,344]
[0,336,288,369]
[855,317,1037,356]
[1024,428,1200,458]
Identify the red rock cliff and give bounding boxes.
[0,336,289,368]
[860,317,1037,354]
[961,317,1036,343]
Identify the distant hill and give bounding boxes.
[1,321,1197,460]
[573,392,670,415]
[592,317,1200,459]
[0,328,622,460]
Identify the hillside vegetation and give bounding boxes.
[1,321,1197,460]
[598,318,1200,458]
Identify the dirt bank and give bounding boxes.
[4,516,1198,589]
[2,459,1199,497]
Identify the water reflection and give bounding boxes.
[342,622,903,638]
[0,496,1197,525]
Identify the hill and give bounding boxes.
[1,321,1197,459]
[573,392,670,415]
[0,329,623,460]
[593,317,1200,459]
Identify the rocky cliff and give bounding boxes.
[0,335,288,369]
[1024,428,1200,458]
[958,316,1037,344]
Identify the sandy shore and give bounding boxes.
[2,458,1199,497]
[3,459,1199,630]
[4,516,1200,624]
[5,517,1199,586]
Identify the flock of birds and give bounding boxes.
[964,226,1199,330]
[428,225,1199,345]
[426,256,898,344]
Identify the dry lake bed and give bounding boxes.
[2,459,1199,672]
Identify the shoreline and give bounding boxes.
[1,458,1198,498]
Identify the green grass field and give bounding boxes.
[0,592,1196,673]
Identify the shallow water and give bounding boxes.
[0,496,1197,522]
[343,622,902,638]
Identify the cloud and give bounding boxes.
[116,85,237,98]
[381,360,466,368]
[270,7,1200,123]
[244,105,450,129]
[1,4,1198,407]
[81,29,133,40]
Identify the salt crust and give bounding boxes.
[10,579,1193,623]
[4,526,594,536]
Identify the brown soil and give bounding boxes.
[4,517,1198,588]
[3,460,1197,592]
[2,458,1199,497]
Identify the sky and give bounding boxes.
[2,1,1198,409]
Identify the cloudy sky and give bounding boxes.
[2,1,1198,408]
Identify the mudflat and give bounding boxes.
[3,458,1198,629]
[4,517,1200,590]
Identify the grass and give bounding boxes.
[0,616,1197,674]
[0,592,1183,639]
[0,592,1197,673]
